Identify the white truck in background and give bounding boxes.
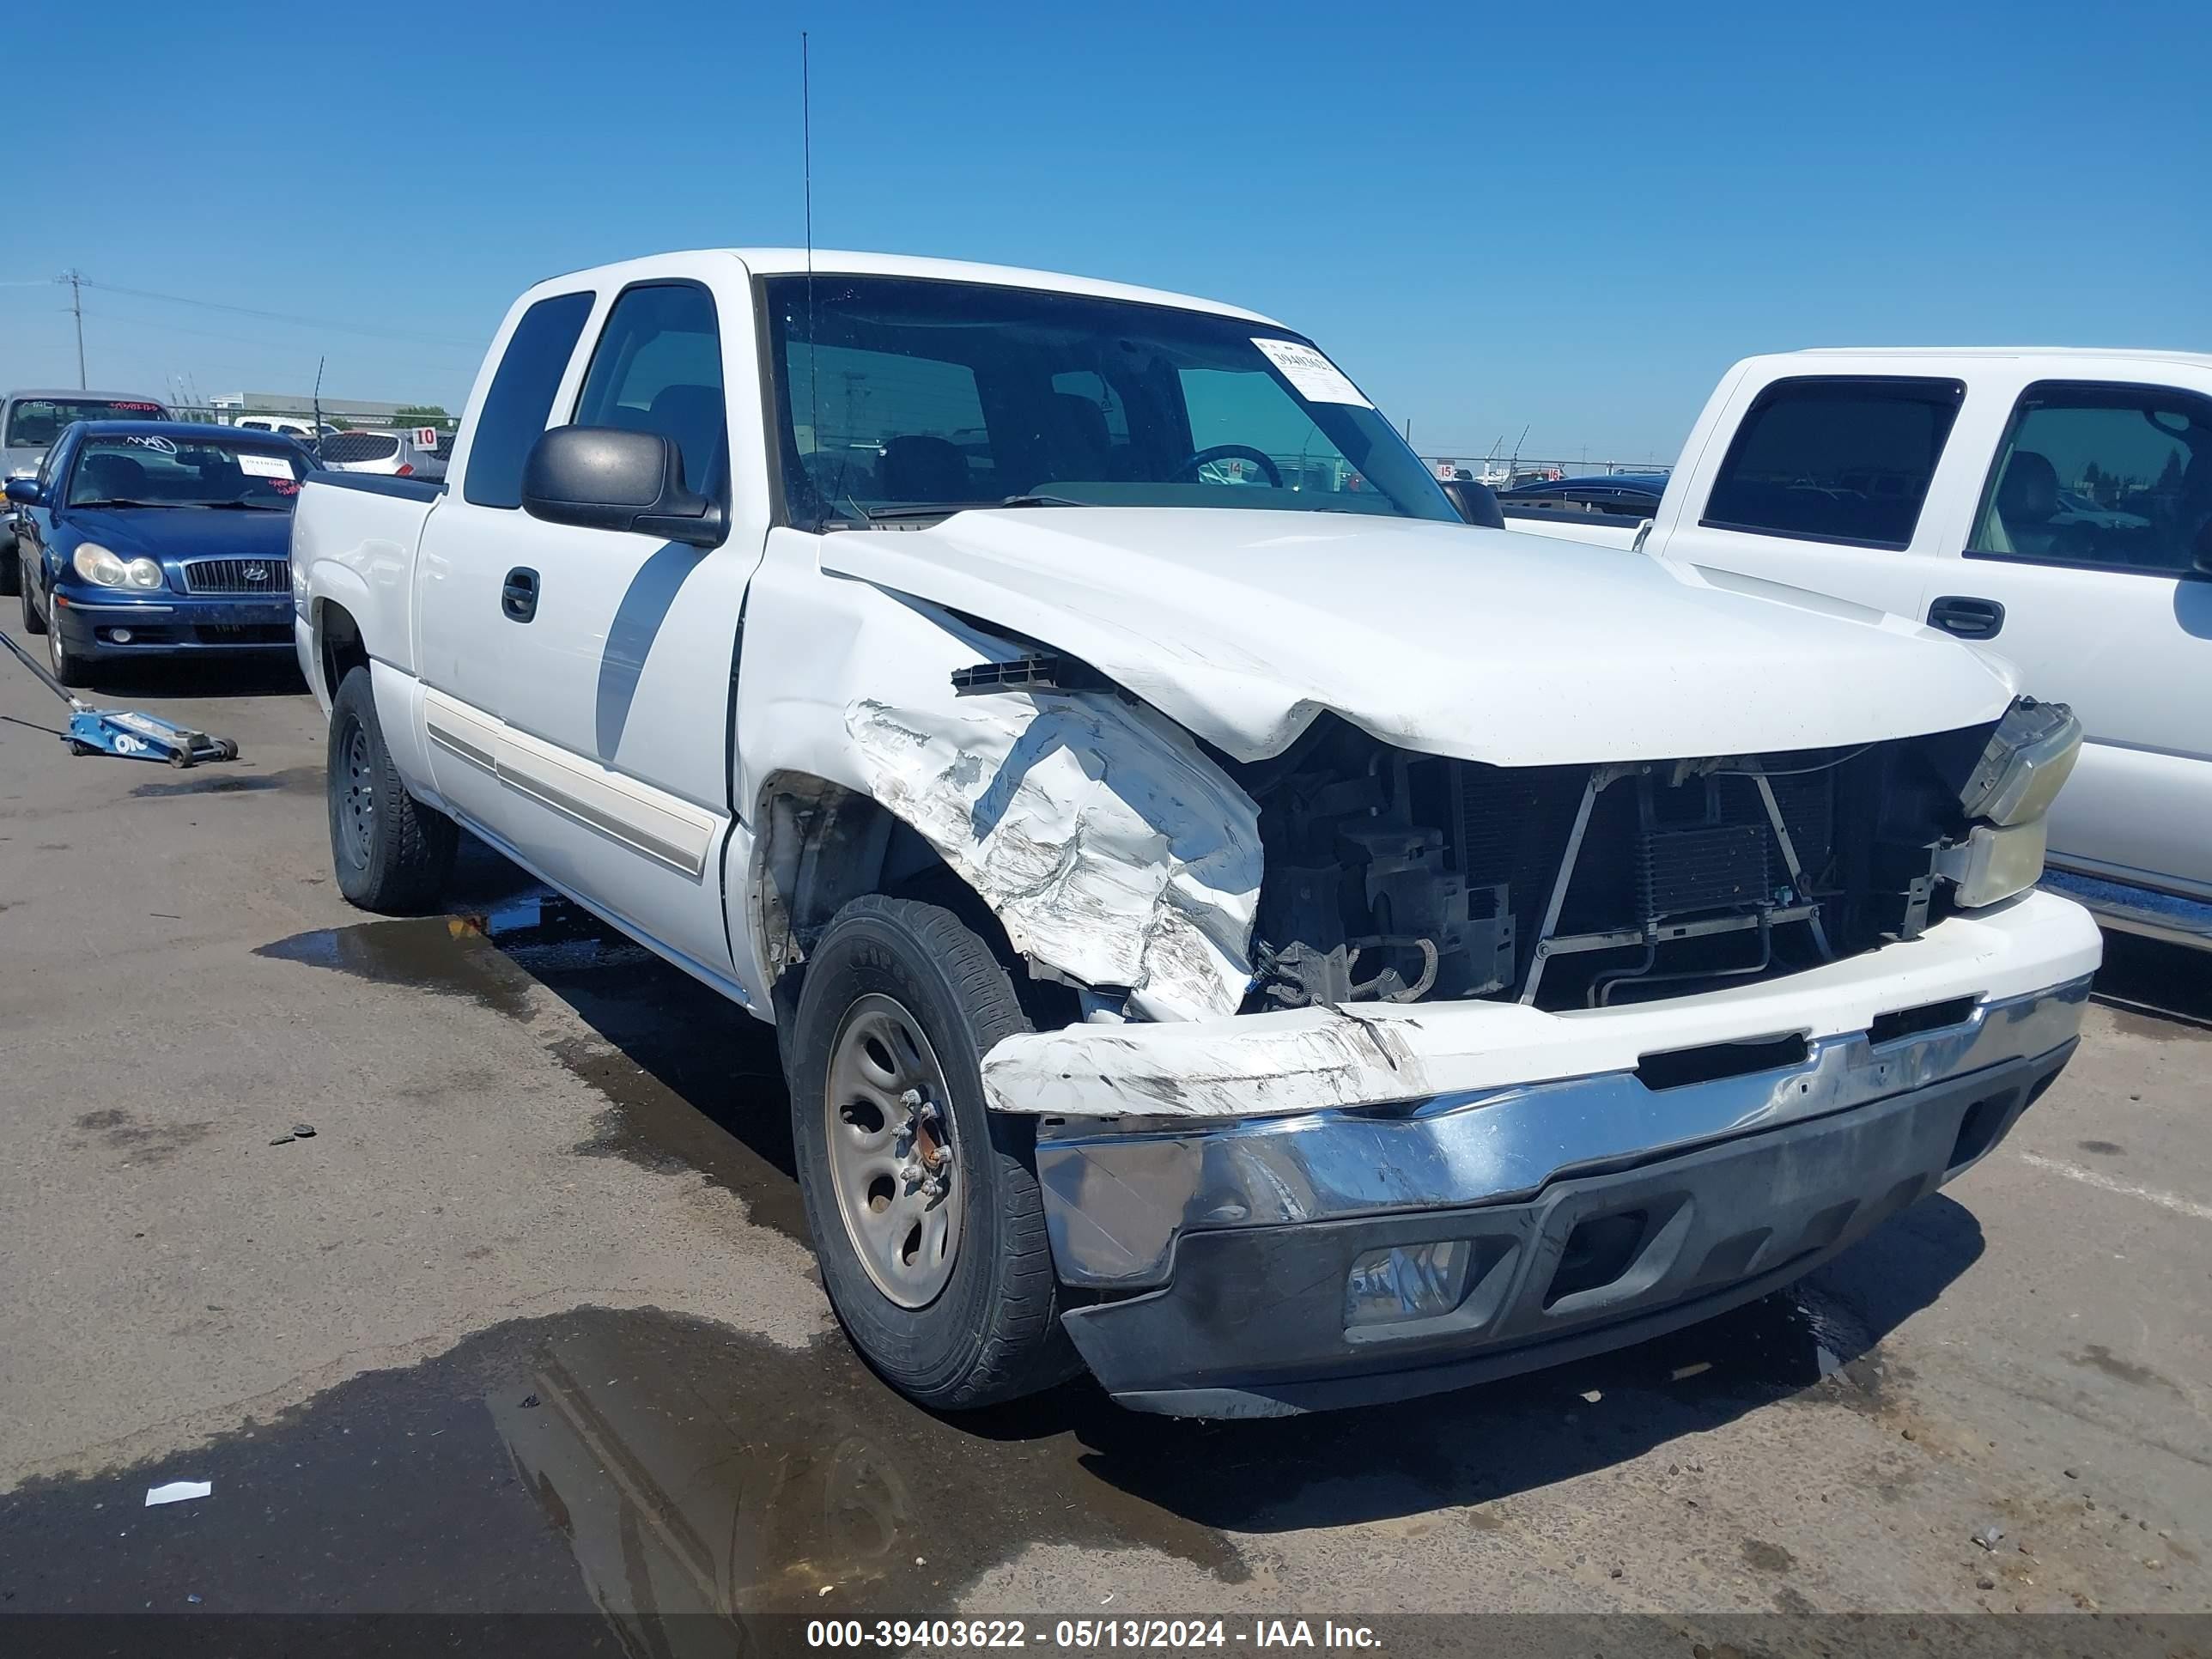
[290,251,2101,1418]
[1509,350,2212,945]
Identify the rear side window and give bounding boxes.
[323,432,401,464]
[1701,376,1965,549]
[465,290,594,507]
[574,282,726,496]
[1968,381,2212,577]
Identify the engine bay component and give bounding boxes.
[1237,714,2012,1013]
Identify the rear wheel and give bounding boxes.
[327,665,458,912]
[788,896,1078,1410]
[1,538,20,598]
[19,567,44,634]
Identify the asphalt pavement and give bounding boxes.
[2,617,2207,1645]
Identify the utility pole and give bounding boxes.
[59,269,86,388]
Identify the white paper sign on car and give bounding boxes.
[1251,338,1372,408]
[236,453,294,479]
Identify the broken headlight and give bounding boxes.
[1940,698,2082,908]
[1959,698,2082,828]
[1935,818,2050,908]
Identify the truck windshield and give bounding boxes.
[6,398,169,448]
[764,275,1456,527]
[66,434,307,508]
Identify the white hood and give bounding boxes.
[822,508,2016,765]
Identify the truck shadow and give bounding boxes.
[260,836,1989,1545]
[2090,932,2212,1032]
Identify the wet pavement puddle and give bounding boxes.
[0,1285,1917,1626]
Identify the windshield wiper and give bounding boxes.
[197,499,287,510]
[71,498,173,509]
[855,495,1086,523]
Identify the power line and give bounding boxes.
[76,277,482,349]
[76,306,477,368]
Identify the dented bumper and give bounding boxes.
[1016,891,2100,1418]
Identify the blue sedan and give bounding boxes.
[7,420,313,686]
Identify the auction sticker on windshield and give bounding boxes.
[1251,338,1372,407]
[236,453,294,478]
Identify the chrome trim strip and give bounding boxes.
[426,722,497,774]
[494,764,706,878]
[1034,978,2090,1288]
[56,602,177,614]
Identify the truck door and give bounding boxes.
[456,275,765,991]
[1652,374,1967,623]
[416,289,599,839]
[1936,380,2212,899]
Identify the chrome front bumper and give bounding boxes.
[1036,979,2090,1416]
[1037,978,2088,1290]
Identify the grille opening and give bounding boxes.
[1869,995,1978,1047]
[1636,1031,1809,1091]
[1545,1211,1650,1308]
[1947,1090,2016,1170]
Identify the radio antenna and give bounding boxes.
[802,30,820,520]
[312,356,326,463]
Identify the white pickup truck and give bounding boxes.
[291,252,2101,1418]
[1507,349,2212,947]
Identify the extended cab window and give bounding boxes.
[464,290,594,508]
[1701,376,1965,549]
[1969,382,2212,577]
[573,283,726,496]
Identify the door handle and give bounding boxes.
[1927,594,2004,640]
[501,567,538,623]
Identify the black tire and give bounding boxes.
[327,665,458,912]
[789,895,1079,1410]
[0,539,20,599]
[19,567,44,634]
[46,609,92,687]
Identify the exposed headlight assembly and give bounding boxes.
[1959,697,2082,827]
[1942,698,2082,908]
[1936,818,2050,908]
[70,544,164,590]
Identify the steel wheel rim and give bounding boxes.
[337,721,374,868]
[823,993,962,1309]
[46,619,64,674]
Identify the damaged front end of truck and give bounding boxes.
[793,518,2101,1415]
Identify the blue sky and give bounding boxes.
[5,0,2204,462]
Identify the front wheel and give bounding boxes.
[788,896,1078,1410]
[46,611,92,687]
[327,665,458,912]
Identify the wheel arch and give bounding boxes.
[749,770,1051,1025]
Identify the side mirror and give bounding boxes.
[520,426,726,548]
[1443,478,1504,529]
[3,477,42,507]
